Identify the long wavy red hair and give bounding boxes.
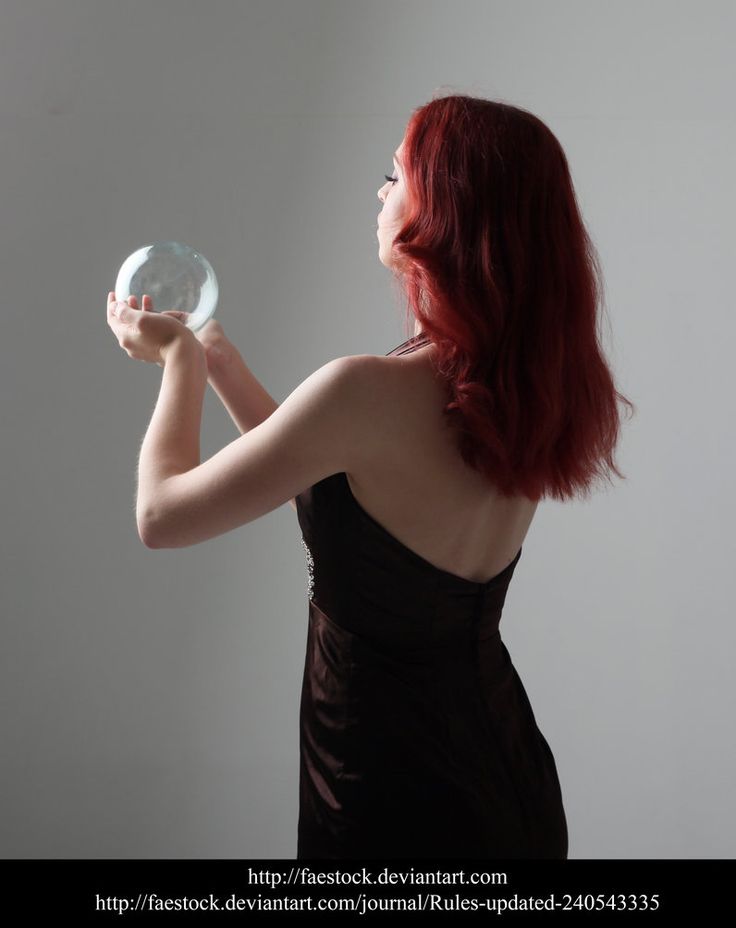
[388,93,635,502]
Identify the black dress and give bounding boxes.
[294,333,568,859]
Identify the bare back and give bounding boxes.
[346,340,539,585]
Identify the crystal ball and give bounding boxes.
[114,241,218,333]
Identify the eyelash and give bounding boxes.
[384,174,397,185]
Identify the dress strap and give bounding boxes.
[386,333,431,357]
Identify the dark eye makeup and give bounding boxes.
[384,174,398,184]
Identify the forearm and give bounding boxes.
[207,348,298,513]
[136,337,208,526]
[207,348,278,434]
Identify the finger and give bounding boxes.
[128,295,139,309]
[109,300,133,323]
[142,294,154,312]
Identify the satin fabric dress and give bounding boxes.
[294,333,568,859]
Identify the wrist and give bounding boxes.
[161,332,206,369]
[205,340,239,377]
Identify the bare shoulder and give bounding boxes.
[313,352,386,412]
[307,348,444,474]
[335,348,446,472]
[306,351,419,464]
[289,353,377,412]
[337,348,438,404]
[299,352,392,471]
[284,353,385,512]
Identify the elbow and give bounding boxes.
[140,530,162,549]
[138,510,195,549]
[137,512,164,549]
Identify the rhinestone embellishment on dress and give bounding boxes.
[301,538,315,599]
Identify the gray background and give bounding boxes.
[1,0,733,858]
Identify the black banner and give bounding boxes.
[1,858,730,922]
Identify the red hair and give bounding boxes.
[389,93,636,502]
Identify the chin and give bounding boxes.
[377,243,394,270]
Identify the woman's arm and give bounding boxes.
[207,344,298,512]
[143,355,365,548]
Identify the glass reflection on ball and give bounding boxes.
[114,241,218,333]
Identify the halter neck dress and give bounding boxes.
[294,333,568,858]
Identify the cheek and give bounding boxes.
[386,202,402,224]
[384,193,401,216]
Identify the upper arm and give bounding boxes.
[142,355,373,548]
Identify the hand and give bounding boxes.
[106,292,204,367]
[152,311,235,374]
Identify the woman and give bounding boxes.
[107,94,634,858]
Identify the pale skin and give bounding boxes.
[106,292,375,547]
[106,139,537,581]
